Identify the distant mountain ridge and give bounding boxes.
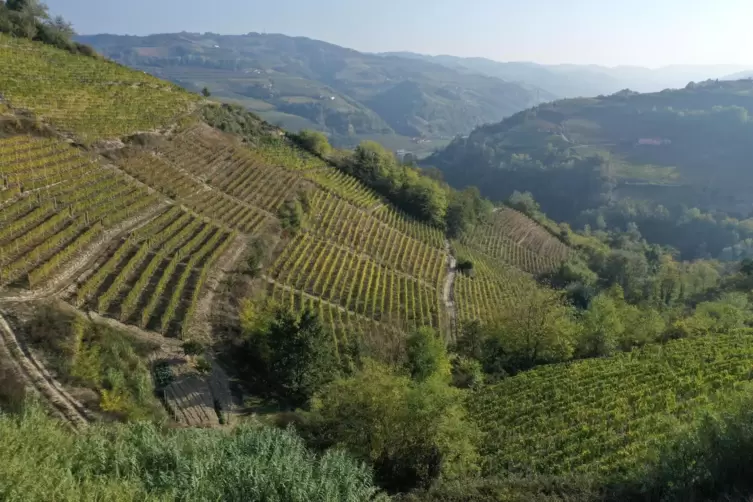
[381,52,752,99]
[76,32,553,150]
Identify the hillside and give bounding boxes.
[385,53,752,99]
[0,32,570,426]
[427,79,753,259]
[75,32,550,152]
[470,333,753,477]
[7,14,753,501]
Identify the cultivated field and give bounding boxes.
[469,334,753,477]
[0,34,198,141]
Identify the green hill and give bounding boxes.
[427,80,753,259]
[6,10,753,501]
[0,30,568,426]
[74,32,550,149]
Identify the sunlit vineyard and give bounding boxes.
[254,138,382,209]
[268,232,442,333]
[308,191,447,284]
[117,150,271,235]
[266,280,405,361]
[469,334,753,478]
[75,206,234,336]
[0,34,197,141]
[461,208,570,274]
[0,135,160,286]
[453,242,542,325]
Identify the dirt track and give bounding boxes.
[0,311,91,428]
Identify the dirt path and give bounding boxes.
[442,240,458,343]
[0,310,91,428]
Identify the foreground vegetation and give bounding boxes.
[0,403,383,502]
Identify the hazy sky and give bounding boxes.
[46,0,753,67]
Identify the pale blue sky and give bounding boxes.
[46,0,753,67]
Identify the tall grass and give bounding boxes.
[0,402,385,502]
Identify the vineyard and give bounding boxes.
[453,242,544,325]
[109,125,453,343]
[469,334,753,478]
[461,208,571,275]
[265,280,405,361]
[73,206,234,337]
[0,34,198,141]
[268,232,442,333]
[0,135,160,287]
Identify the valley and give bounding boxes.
[3,1,753,501]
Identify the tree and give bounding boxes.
[507,191,540,217]
[405,327,450,382]
[278,198,305,232]
[239,306,338,407]
[201,86,211,97]
[483,283,580,374]
[308,360,479,492]
[265,309,337,406]
[295,129,331,157]
[577,292,622,357]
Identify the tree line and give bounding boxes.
[0,0,96,56]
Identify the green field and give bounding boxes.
[470,334,753,478]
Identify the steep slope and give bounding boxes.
[0,34,573,423]
[75,32,546,145]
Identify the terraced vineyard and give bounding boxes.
[453,242,542,325]
[74,206,234,337]
[106,126,451,342]
[462,208,570,275]
[307,191,447,283]
[268,232,442,333]
[265,280,404,361]
[0,135,160,287]
[0,34,197,141]
[118,150,271,235]
[469,334,753,478]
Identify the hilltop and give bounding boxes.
[75,32,551,153]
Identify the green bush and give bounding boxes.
[294,129,332,157]
[0,402,385,501]
[307,360,480,492]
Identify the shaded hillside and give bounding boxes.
[75,32,547,147]
[427,79,753,258]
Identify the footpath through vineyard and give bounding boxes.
[442,239,458,342]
